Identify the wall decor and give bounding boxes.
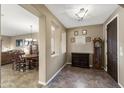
[24,40,29,46]
[86,37,91,42]
[71,37,75,43]
[74,31,78,36]
[16,39,23,47]
[82,30,87,35]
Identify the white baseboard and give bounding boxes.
[38,63,66,86]
[89,65,93,67]
[104,67,124,88]
[46,63,66,85]
[118,83,124,88]
[104,67,107,72]
[38,81,47,86]
[66,62,72,65]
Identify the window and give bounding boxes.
[51,22,60,56]
[61,32,66,53]
[51,25,55,55]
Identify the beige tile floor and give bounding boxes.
[1,64,39,88]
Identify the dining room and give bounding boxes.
[1,4,39,87]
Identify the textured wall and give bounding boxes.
[1,33,38,53]
[66,24,103,66]
[1,36,11,51]
[10,33,38,49]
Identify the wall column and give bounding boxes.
[38,15,47,85]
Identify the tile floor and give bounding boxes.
[1,64,39,88]
[1,64,120,88]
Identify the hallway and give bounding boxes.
[1,4,124,88]
[45,65,119,88]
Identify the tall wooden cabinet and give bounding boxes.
[93,38,104,69]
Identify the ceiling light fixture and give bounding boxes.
[75,8,88,21]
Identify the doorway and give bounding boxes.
[1,4,39,87]
[107,17,118,82]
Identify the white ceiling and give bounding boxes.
[1,4,119,36]
[1,4,39,36]
[45,4,119,28]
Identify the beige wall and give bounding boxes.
[32,5,66,82]
[103,6,124,87]
[21,4,66,84]
[10,33,38,49]
[1,36,11,51]
[1,33,38,53]
[0,5,1,87]
[67,24,103,66]
[10,33,39,54]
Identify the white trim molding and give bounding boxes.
[118,83,124,88]
[39,63,66,86]
[104,67,107,72]
[46,63,66,85]
[38,81,47,86]
[89,65,93,68]
[66,62,72,64]
[105,14,120,83]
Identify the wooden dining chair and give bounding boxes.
[11,51,26,72]
[31,56,39,70]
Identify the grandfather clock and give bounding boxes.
[93,37,103,69]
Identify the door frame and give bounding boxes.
[105,14,119,83]
[20,5,47,85]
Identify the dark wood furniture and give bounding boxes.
[72,53,89,68]
[107,17,118,82]
[1,51,12,65]
[23,54,39,70]
[1,49,26,65]
[93,37,103,69]
[29,44,38,55]
[29,44,39,70]
[11,52,27,72]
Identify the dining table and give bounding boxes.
[23,54,38,59]
[23,54,39,70]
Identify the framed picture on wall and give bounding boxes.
[24,40,29,46]
[16,39,24,47]
[71,37,75,43]
[82,30,87,35]
[86,37,91,42]
[74,31,78,36]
